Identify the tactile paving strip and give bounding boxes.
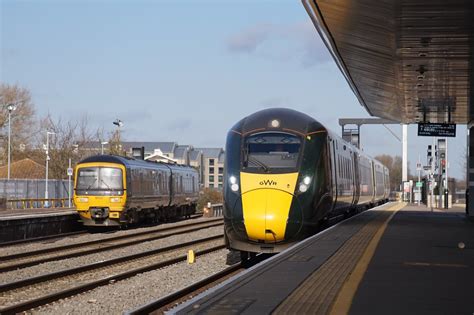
[273,209,394,315]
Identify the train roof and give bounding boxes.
[231,108,326,136]
[78,155,197,172]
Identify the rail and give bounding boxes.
[7,198,71,210]
[203,203,223,217]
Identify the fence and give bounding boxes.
[0,179,72,209]
[203,203,223,217]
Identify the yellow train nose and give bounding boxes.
[242,189,294,243]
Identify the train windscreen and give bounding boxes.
[243,132,301,172]
[76,167,123,194]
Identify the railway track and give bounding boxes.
[0,218,223,272]
[0,236,225,315]
[0,214,205,248]
[125,254,270,315]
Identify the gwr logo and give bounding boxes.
[259,179,277,186]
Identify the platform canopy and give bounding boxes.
[303,0,474,124]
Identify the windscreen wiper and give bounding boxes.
[247,156,270,173]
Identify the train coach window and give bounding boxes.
[243,132,301,172]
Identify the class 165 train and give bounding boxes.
[223,108,389,258]
[74,155,199,227]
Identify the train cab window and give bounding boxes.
[243,132,301,172]
[76,167,123,195]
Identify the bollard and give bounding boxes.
[187,250,195,264]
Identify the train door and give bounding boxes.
[329,138,338,209]
[370,161,376,203]
[352,152,360,206]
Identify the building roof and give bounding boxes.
[174,145,191,160]
[189,150,201,161]
[122,142,176,154]
[218,152,225,164]
[0,158,46,179]
[195,148,224,159]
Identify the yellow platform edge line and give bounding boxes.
[329,202,407,315]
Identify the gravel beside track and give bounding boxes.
[30,250,229,315]
[0,239,224,308]
[0,216,210,257]
[0,226,223,285]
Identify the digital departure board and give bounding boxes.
[417,123,456,137]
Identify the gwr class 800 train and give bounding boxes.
[74,155,199,227]
[223,108,389,258]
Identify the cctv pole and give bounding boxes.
[7,109,11,180]
[68,158,72,208]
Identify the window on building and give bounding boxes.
[218,183,223,189]
[218,175,223,183]
[218,167,223,174]
[209,175,215,182]
[209,183,214,188]
[209,167,214,174]
[209,159,215,166]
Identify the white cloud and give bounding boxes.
[226,20,331,67]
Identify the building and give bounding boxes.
[0,158,46,179]
[195,148,225,189]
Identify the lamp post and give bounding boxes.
[112,119,123,153]
[6,104,16,180]
[45,131,56,207]
[101,141,108,155]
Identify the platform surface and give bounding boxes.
[0,208,76,220]
[172,202,474,315]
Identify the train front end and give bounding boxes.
[224,108,328,256]
[74,161,127,226]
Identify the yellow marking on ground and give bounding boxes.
[329,202,406,315]
[403,262,468,268]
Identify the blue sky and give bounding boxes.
[0,0,467,180]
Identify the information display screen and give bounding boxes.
[417,123,456,137]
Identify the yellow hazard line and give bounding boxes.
[329,202,407,315]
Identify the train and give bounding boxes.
[223,108,390,259]
[73,155,199,227]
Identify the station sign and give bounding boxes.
[416,181,423,187]
[417,123,456,137]
[67,168,73,176]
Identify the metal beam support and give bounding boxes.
[468,127,474,218]
[402,124,408,182]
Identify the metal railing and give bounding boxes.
[7,198,71,210]
[203,203,223,217]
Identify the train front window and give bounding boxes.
[76,167,123,192]
[243,132,301,172]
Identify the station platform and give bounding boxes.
[172,202,474,315]
[0,208,81,243]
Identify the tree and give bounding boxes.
[0,83,36,165]
[197,188,223,212]
[38,114,100,179]
[375,154,403,191]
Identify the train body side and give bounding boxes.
[74,155,198,227]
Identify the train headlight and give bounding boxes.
[78,197,89,203]
[229,175,239,192]
[298,176,312,193]
[110,197,122,203]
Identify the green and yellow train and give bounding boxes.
[223,108,389,259]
